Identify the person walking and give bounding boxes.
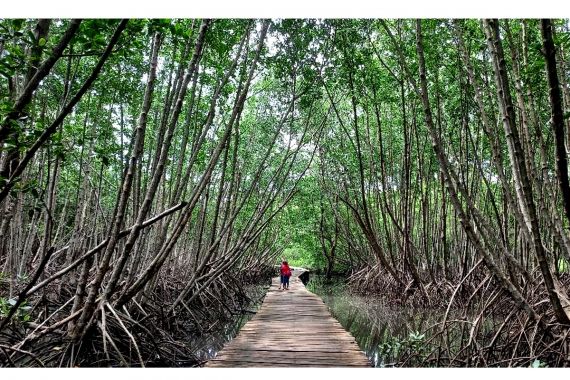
[279,260,292,290]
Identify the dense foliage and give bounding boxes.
[0,18,569,367]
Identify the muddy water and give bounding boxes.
[306,275,441,367]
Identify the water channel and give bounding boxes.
[306,274,442,367]
[198,273,442,367]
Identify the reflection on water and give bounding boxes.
[191,283,270,364]
[307,275,442,367]
[190,312,252,363]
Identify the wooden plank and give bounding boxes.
[213,352,369,362]
[213,352,368,360]
[203,269,371,367]
[221,342,361,350]
[219,348,365,354]
[208,361,368,366]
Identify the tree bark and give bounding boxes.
[541,19,570,227]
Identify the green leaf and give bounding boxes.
[38,37,46,47]
[11,19,24,31]
[530,359,547,368]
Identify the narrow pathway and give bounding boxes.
[205,269,371,367]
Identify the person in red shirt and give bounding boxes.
[279,261,292,290]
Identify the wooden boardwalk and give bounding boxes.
[205,269,371,367]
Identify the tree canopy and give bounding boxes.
[1,18,570,367]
